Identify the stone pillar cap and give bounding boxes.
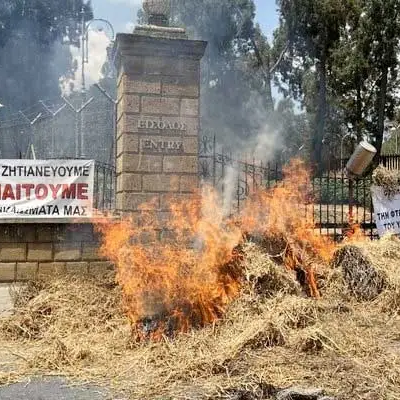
[113,33,207,62]
[133,24,188,40]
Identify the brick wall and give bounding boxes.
[114,32,207,214]
[0,224,112,282]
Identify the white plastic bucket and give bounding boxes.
[346,141,377,177]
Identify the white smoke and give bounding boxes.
[216,125,283,214]
[221,166,238,216]
[244,126,283,162]
[59,30,111,96]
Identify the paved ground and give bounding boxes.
[0,377,122,400]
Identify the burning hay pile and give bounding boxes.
[0,161,399,399]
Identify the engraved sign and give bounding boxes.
[141,138,184,153]
[138,119,187,131]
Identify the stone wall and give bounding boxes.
[0,224,112,282]
[114,32,207,214]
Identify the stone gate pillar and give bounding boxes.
[113,14,207,215]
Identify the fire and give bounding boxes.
[97,189,243,340]
[240,159,336,297]
[97,160,336,339]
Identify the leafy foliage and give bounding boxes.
[171,0,276,144]
[275,0,400,163]
[0,0,93,110]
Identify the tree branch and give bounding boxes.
[251,38,288,77]
[251,38,270,81]
[269,44,289,75]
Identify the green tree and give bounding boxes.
[331,0,400,157]
[275,0,348,167]
[170,0,275,144]
[363,0,400,156]
[0,0,93,111]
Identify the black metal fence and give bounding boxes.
[93,161,116,212]
[199,135,400,240]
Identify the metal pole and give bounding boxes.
[80,7,86,159]
[78,16,115,160]
[81,7,86,97]
[349,178,354,227]
[341,133,350,169]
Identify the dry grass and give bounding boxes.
[0,238,400,399]
[372,166,400,198]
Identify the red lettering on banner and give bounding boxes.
[21,184,34,200]
[2,184,15,200]
[61,184,76,199]
[49,184,62,200]
[35,184,48,200]
[16,185,21,200]
[77,183,88,200]
[0,183,90,201]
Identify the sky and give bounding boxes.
[66,0,279,91]
[91,0,279,39]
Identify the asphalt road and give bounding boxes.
[0,377,124,400]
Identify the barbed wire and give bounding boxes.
[0,85,116,164]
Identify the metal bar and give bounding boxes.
[319,172,323,234]
[356,178,359,223]
[326,168,330,236]
[341,168,345,230]
[244,158,248,206]
[94,164,99,210]
[370,176,374,239]
[237,169,240,214]
[312,175,315,227]
[212,135,216,187]
[334,165,337,239]
[363,174,367,235]
[102,166,106,210]
[349,179,354,227]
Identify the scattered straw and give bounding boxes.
[0,241,399,399]
[331,245,386,301]
[372,166,400,199]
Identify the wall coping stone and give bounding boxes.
[114,33,207,62]
[0,216,121,224]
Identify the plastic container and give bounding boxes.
[346,141,377,177]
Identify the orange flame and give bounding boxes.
[96,159,337,339]
[97,188,243,340]
[240,159,336,297]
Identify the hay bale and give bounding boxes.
[331,245,386,301]
[372,166,400,199]
[357,236,400,313]
[243,243,301,298]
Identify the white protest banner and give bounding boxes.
[0,160,94,219]
[371,185,400,237]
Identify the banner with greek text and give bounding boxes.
[371,185,400,237]
[0,160,94,219]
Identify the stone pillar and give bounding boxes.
[113,26,207,214]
